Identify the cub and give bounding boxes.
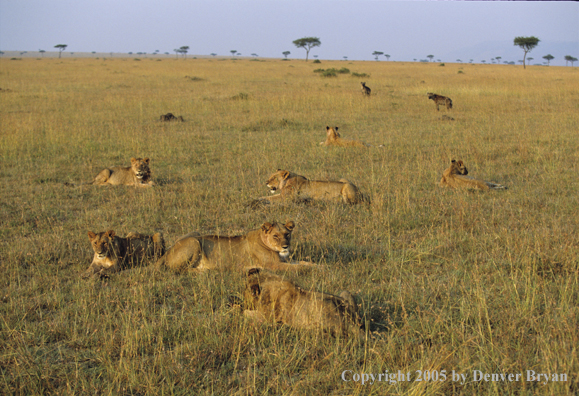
[82,230,165,278]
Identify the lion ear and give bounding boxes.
[451,159,456,163]
[131,157,137,163]
[88,231,96,240]
[281,171,290,180]
[105,230,116,238]
[326,126,330,130]
[261,222,273,232]
[285,221,295,231]
[144,158,150,163]
[335,127,338,132]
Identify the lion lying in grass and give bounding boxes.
[440,159,507,190]
[240,268,362,337]
[254,169,369,205]
[155,221,317,273]
[89,157,154,187]
[82,230,165,278]
[320,126,369,148]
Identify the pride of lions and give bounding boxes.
[76,89,506,338]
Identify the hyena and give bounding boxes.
[427,93,453,111]
[160,113,185,122]
[361,82,371,96]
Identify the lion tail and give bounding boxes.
[486,181,507,190]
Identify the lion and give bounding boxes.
[82,230,165,278]
[361,82,371,96]
[255,169,368,205]
[89,157,154,187]
[427,93,453,111]
[320,126,369,148]
[240,268,362,337]
[440,159,507,190]
[160,113,184,122]
[155,220,317,273]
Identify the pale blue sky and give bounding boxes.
[1,1,577,65]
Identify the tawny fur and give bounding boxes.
[155,221,317,273]
[320,126,369,148]
[440,159,507,190]
[90,157,154,187]
[241,268,362,338]
[82,230,165,278]
[256,169,369,205]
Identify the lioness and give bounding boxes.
[89,157,154,187]
[155,220,317,273]
[440,159,507,190]
[241,268,362,337]
[160,113,184,122]
[257,169,368,205]
[82,230,165,278]
[361,82,371,96]
[320,126,369,148]
[427,93,453,111]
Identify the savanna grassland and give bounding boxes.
[1,56,578,395]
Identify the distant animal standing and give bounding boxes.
[361,82,371,96]
[320,126,369,148]
[428,93,453,111]
[440,159,507,190]
[160,113,184,122]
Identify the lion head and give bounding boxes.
[88,230,117,259]
[325,126,340,141]
[449,159,468,176]
[260,220,295,260]
[266,169,292,194]
[130,157,151,181]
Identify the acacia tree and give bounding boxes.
[384,54,390,61]
[282,51,290,59]
[292,37,321,61]
[495,56,502,63]
[179,46,189,58]
[54,44,67,58]
[427,54,434,62]
[39,49,45,57]
[527,57,534,64]
[230,50,237,58]
[564,55,577,66]
[542,54,554,66]
[372,51,383,60]
[513,36,540,69]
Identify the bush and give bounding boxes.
[231,92,249,100]
[321,70,336,77]
[439,63,445,66]
[351,72,369,78]
[313,59,321,64]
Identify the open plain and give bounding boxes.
[1,56,578,395]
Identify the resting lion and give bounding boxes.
[155,220,317,273]
[440,159,507,190]
[82,230,165,278]
[255,169,368,205]
[67,157,155,187]
[240,268,362,337]
[320,126,369,148]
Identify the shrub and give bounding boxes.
[321,70,337,77]
[313,59,321,64]
[231,92,249,100]
[439,63,445,66]
[351,72,369,78]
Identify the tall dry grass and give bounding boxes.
[0,56,578,395]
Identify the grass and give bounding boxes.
[0,57,578,395]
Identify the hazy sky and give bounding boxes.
[1,1,577,65]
